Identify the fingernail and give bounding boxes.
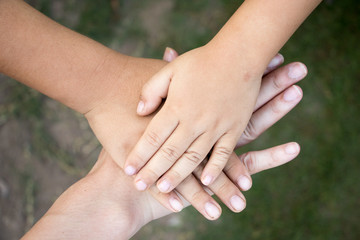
[135,179,147,191]
[205,202,220,219]
[285,143,299,154]
[125,166,136,176]
[158,180,171,193]
[230,195,246,212]
[283,86,302,102]
[288,63,307,79]
[202,176,213,186]
[137,101,145,113]
[237,175,252,191]
[169,197,183,212]
[164,47,174,62]
[268,54,284,68]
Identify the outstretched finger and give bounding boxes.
[255,62,307,111]
[237,85,303,148]
[240,142,300,175]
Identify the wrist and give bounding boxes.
[202,41,265,82]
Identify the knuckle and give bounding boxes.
[242,152,257,173]
[164,103,180,115]
[209,161,225,174]
[142,168,160,183]
[272,73,283,90]
[144,131,162,148]
[181,175,194,186]
[242,119,258,141]
[270,99,281,114]
[166,169,182,183]
[223,157,237,172]
[183,150,203,166]
[214,146,232,159]
[130,151,144,166]
[160,145,179,161]
[269,149,280,167]
[191,189,206,203]
[193,159,208,177]
[217,181,230,196]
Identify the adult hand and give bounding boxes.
[23,137,302,240]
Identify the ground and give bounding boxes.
[0,0,360,239]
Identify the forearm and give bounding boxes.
[209,0,322,73]
[0,0,128,113]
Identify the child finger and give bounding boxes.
[156,132,216,193]
[237,85,303,148]
[137,66,173,116]
[134,124,200,191]
[254,62,307,111]
[124,111,179,176]
[201,133,238,186]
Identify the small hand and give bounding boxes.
[125,46,261,191]
[125,47,306,194]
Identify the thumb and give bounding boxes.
[137,66,173,116]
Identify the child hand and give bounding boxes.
[124,45,266,191]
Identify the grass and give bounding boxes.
[3,0,359,239]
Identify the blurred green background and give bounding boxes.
[0,0,359,239]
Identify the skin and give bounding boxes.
[125,0,321,193]
[22,53,305,239]
[22,143,300,240]
[0,0,306,220]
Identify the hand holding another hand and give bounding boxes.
[85,47,306,220]
[124,47,306,195]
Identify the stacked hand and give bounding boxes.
[85,47,307,220]
[123,45,306,199]
[23,48,307,239]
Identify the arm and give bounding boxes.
[210,0,322,71]
[0,0,127,114]
[20,47,306,237]
[23,67,304,238]
[0,0,305,220]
